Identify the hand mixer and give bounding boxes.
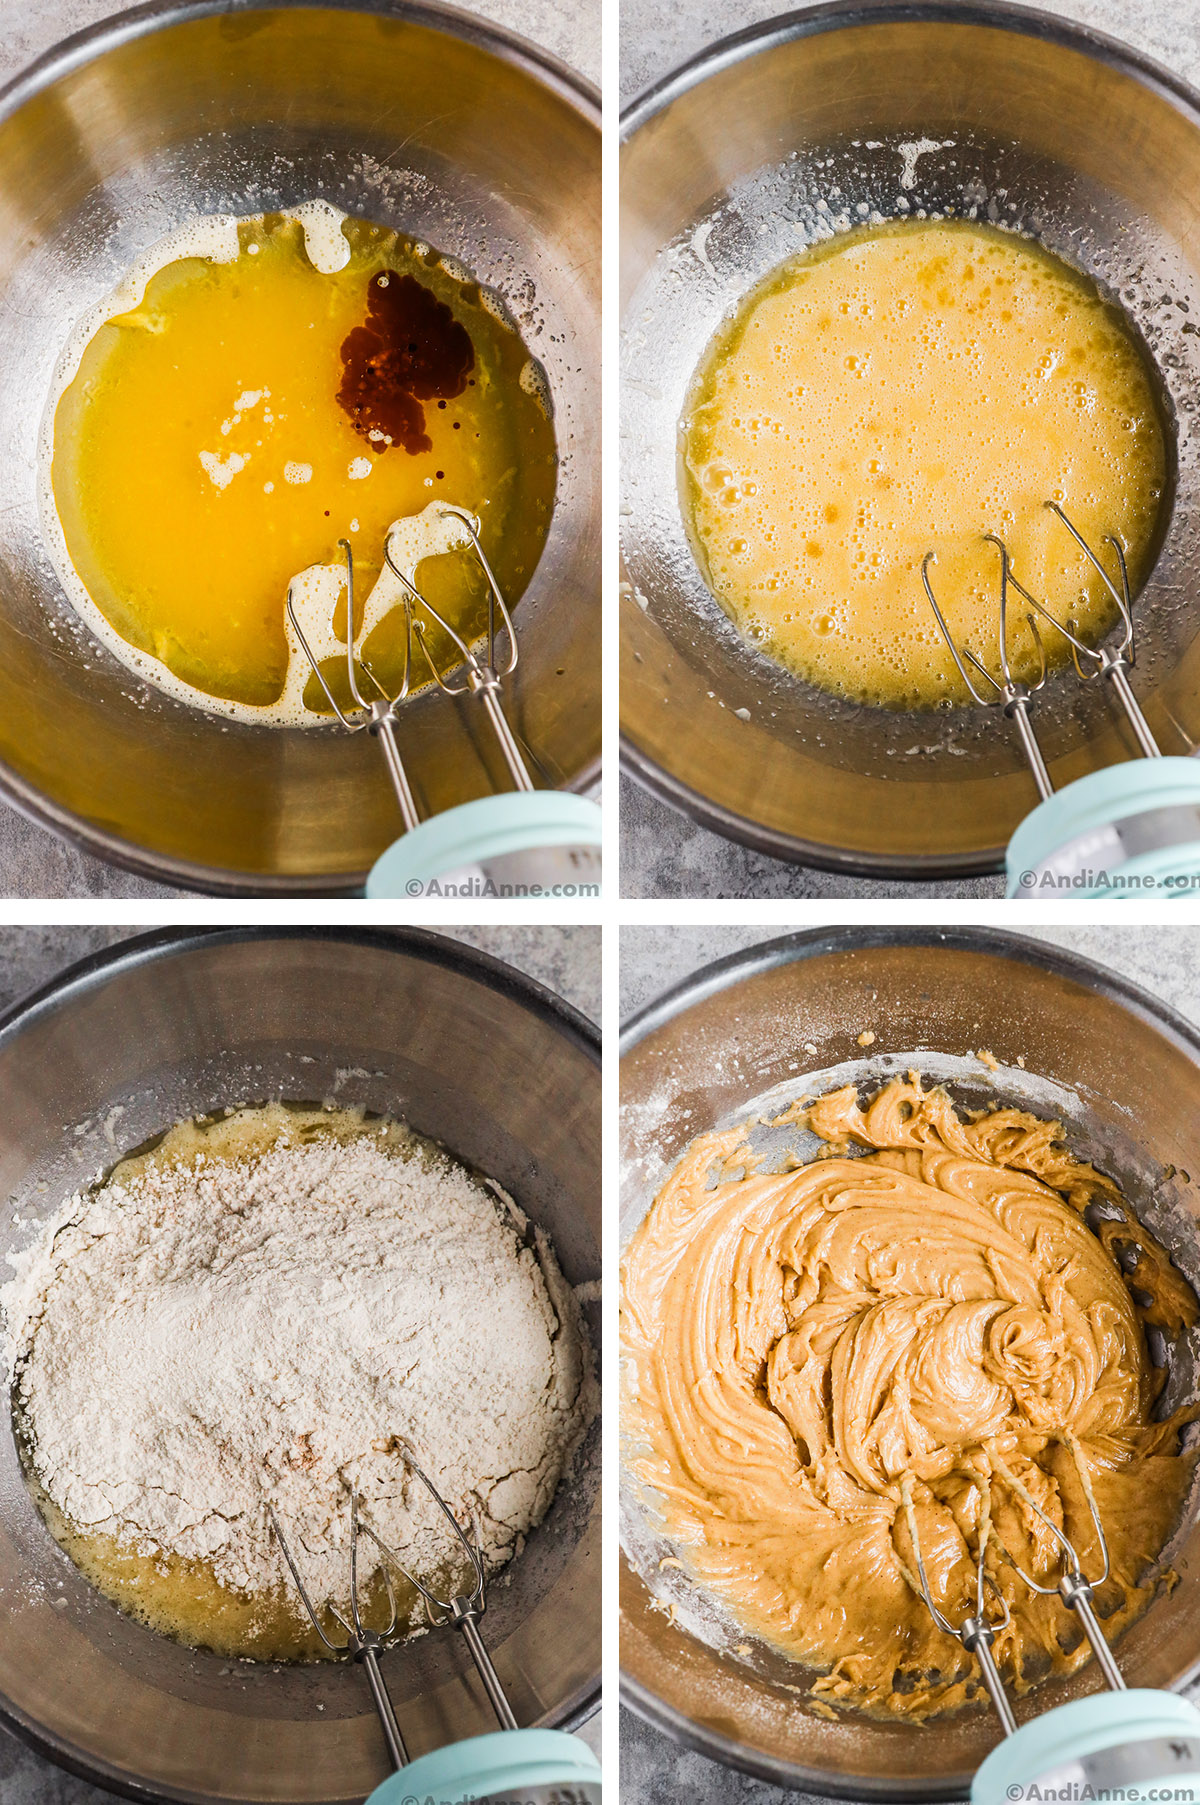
[923,502,1200,898]
[286,506,602,900]
[268,1443,602,1805]
[901,1450,1200,1805]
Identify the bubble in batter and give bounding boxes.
[621,1076,1198,1718]
[43,207,557,724]
[681,220,1168,709]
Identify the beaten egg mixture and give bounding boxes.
[682,220,1166,708]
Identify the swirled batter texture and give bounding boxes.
[621,1078,1198,1718]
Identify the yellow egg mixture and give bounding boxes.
[45,204,556,723]
[681,220,1167,709]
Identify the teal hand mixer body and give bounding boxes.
[924,503,1200,899]
[287,507,602,901]
[901,1448,1200,1805]
[269,1445,602,1805]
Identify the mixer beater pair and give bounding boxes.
[286,505,601,898]
[923,502,1200,896]
[268,1441,601,1805]
[900,1446,1200,1804]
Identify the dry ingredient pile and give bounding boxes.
[621,1076,1199,1719]
[5,1103,595,1660]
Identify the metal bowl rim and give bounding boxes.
[0,0,599,898]
[0,922,601,1063]
[618,0,1200,880]
[0,923,599,1804]
[619,922,1200,1797]
[619,738,1006,881]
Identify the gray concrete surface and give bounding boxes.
[0,924,599,1801]
[619,0,1200,105]
[0,924,600,1023]
[619,0,1200,899]
[619,921,1200,1802]
[620,785,1001,899]
[0,0,598,899]
[618,923,1200,1022]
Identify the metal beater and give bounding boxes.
[268,1490,409,1769]
[366,1441,518,1732]
[285,506,601,899]
[922,502,1200,897]
[267,1442,602,1805]
[901,1451,1200,1804]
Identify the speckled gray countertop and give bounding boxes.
[618,0,1200,107]
[619,922,1200,1803]
[0,0,598,900]
[619,0,1200,899]
[0,924,600,1802]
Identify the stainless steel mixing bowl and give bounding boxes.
[0,927,600,1804]
[0,0,600,893]
[620,928,1200,1797]
[620,3,1200,878]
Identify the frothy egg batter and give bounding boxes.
[681,220,1167,709]
[42,203,556,724]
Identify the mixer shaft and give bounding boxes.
[924,501,1162,797]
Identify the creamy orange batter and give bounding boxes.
[681,221,1167,708]
[621,1077,1198,1718]
[46,207,556,722]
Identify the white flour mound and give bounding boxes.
[5,1116,595,1613]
